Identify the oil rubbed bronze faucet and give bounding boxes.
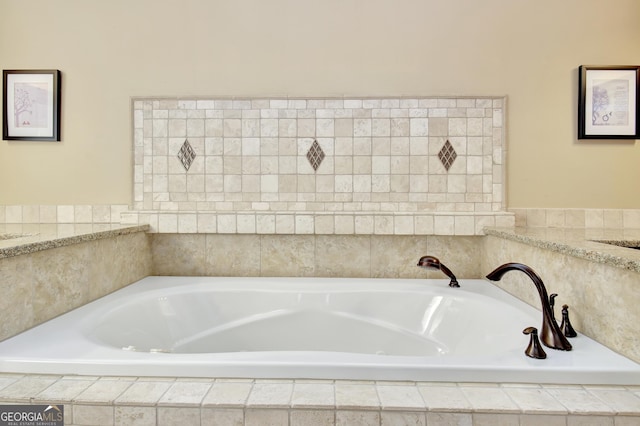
[417,256,459,288]
[486,263,572,351]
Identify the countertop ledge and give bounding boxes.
[0,224,150,259]
[485,227,640,274]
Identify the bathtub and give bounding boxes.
[1,276,639,384]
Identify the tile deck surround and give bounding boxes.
[0,374,638,426]
[2,207,640,424]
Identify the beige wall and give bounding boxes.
[1,0,639,208]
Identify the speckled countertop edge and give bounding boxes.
[0,224,150,260]
[484,227,640,274]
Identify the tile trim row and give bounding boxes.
[3,206,640,234]
[122,210,515,235]
[0,374,638,426]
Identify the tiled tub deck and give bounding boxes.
[0,374,638,426]
[1,221,640,424]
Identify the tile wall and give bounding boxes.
[511,208,640,228]
[0,205,129,224]
[127,96,511,235]
[149,234,482,279]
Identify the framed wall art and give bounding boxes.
[578,65,639,139]
[2,69,61,141]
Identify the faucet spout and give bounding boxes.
[486,262,572,351]
[417,256,459,288]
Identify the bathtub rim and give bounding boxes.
[0,276,639,385]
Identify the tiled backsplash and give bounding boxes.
[126,96,510,234]
[133,97,506,213]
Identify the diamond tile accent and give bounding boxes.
[177,139,196,171]
[438,140,457,171]
[306,139,325,171]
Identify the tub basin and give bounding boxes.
[0,276,639,384]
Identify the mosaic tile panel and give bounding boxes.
[132,97,506,214]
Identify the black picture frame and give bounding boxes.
[2,69,61,141]
[578,65,639,140]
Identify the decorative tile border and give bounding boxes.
[4,206,640,235]
[0,204,517,235]
[121,210,515,235]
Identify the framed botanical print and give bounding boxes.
[2,69,61,141]
[578,65,639,139]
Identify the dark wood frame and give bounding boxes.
[578,65,639,140]
[2,69,61,141]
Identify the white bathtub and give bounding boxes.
[1,276,639,384]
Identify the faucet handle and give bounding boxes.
[523,327,547,359]
[560,305,578,337]
[549,293,558,322]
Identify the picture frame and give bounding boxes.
[578,65,639,139]
[2,69,61,141]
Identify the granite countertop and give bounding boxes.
[484,227,640,273]
[0,223,150,259]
